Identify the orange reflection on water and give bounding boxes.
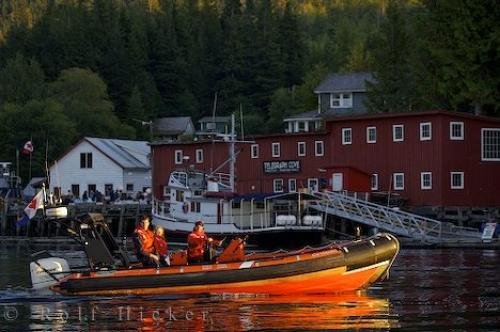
[27,291,398,331]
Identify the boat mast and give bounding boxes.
[229,113,235,192]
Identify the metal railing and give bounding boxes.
[313,191,482,241]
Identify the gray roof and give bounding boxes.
[154,117,193,135]
[85,137,150,169]
[198,116,231,123]
[314,72,373,93]
[284,107,368,121]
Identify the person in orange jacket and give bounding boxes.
[153,226,170,267]
[134,215,156,266]
[187,220,219,263]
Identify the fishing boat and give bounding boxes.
[153,169,328,246]
[30,212,400,296]
[152,115,328,246]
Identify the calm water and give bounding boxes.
[0,242,499,331]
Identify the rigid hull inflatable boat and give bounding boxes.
[30,213,400,296]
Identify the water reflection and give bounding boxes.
[6,292,395,331]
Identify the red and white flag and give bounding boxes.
[22,140,34,155]
[24,190,45,219]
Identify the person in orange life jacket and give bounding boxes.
[134,214,156,267]
[152,226,170,267]
[187,220,221,262]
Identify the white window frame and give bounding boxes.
[371,174,378,191]
[195,149,203,163]
[450,122,464,140]
[366,126,376,143]
[393,173,405,190]
[297,142,306,157]
[420,122,432,141]
[251,144,259,159]
[288,179,296,192]
[272,142,280,158]
[273,178,284,193]
[174,150,183,164]
[450,172,464,189]
[308,178,319,191]
[315,140,324,156]
[393,124,404,142]
[330,93,353,108]
[342,128,352,145]
[421,172,432,190]
[481,128,500,161]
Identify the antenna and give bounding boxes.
[210,92,218,172]
[239,103,244,141]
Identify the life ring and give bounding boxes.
[182,203,189,213]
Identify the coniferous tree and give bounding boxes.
[365,0,416,113]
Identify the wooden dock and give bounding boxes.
[0,202,151,238]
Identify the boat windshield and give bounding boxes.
[187,172,205,189]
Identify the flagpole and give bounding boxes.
[28,136,33,182]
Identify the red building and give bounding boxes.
[151,111,500,210]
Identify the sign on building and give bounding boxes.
[263,160,301,174]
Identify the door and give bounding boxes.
[332,173,343,191]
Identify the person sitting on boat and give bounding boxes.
[187,220,220,263]
[133,214,156,267]
[152,226,170,267]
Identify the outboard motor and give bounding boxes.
[30,253,70,290]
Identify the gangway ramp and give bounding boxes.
[312,191,482,242]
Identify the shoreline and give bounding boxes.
[1,236,498,249]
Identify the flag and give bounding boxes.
[22,140,34,155]
[17,190,45,226]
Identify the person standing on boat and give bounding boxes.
[134,214,156,266]
[187,220,219,263]
[153,226,170,267]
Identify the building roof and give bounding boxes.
[314,72,374,93]
[85,137,150,169]
[324,110,500,123]
[154,117,193,136]
[283,107,368,122]
[198,116,231,123]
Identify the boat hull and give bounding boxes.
[52,233,399,296]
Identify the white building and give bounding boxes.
[49,137,150,199]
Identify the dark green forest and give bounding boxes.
[0,0,498,181]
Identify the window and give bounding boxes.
[175,190,184,202]
[342,128,352,145]
[273,179,284,193]
[315,141,324,156]
[420,122,432,141]
[80,152,93,168]
[190,201,201,213]
[251,144,259,159]
[126,183,134,192]
[195,149,203,163]
[421,172,432,190]
[71,184,80,198]
[272,142,280,157]
[393,173,404,190]
[88,184,96,194]
[288,179,296,192]
[451,172,464,189]
[308,178,319,191]
[174,150,183,164]
[330,93,353,108]
[297,142,306,156]
[163,187,171,199]
[450,122,464,140]
[393,125,404,142]
[367,127,376,143]
[371,174,378,191]
[481,128,500,161]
